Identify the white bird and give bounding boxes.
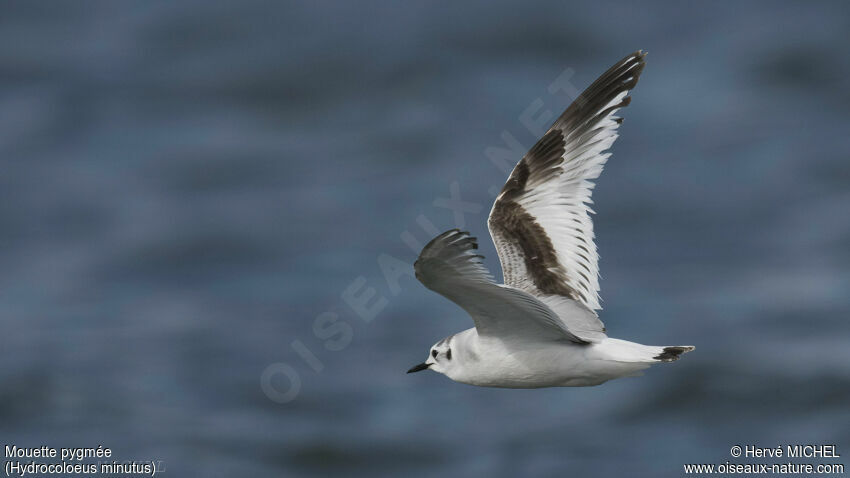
[408,51,694,388]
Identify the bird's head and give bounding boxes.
[407,337,455,376]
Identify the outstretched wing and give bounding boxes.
[488,50,646,312]
[415,229,590,343]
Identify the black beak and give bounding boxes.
[407,362,431,374]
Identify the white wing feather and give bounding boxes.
[488,51,646,314]
[414,230,590,343]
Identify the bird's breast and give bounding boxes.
[450,341,594,388]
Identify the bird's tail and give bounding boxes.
[597,338,695,364]
[653,345,695,362]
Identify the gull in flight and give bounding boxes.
[408,51,694,387]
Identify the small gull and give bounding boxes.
[408,51,694,388]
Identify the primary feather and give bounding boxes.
[488,51,646,311]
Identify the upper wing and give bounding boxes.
[414,229,589,343]
[488,50,646,312]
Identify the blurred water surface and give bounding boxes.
[1,1,849,476]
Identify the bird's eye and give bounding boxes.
[432,350,438,358]
[446,349,452,360]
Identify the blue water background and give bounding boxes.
[1,1,849,476]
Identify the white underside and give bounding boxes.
[444,331,674,388]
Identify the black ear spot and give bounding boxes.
[432,349,438,358]
[446,349,452,360]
